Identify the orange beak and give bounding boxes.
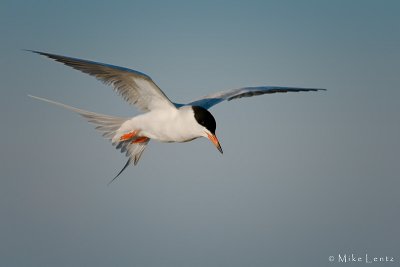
[206,132,223,154]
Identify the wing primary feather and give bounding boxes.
[179,86,326,109]
[26,50,176,112]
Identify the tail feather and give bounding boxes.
[108,159,131,186]
[29,95,150,182]
[108,138,149,185]
[28,95,127,141]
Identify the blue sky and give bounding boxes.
[1,1,399,266]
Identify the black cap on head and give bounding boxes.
[192,106,216,134]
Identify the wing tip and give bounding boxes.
[23,49,46,56]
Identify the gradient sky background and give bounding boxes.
[1,0,399,266]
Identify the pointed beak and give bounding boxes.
[206,132,223,154]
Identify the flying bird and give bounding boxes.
[28,50,326,183]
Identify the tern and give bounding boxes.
[28,50,326,183]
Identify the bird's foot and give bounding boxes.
[119,130,139,141]
[132,137,149,144]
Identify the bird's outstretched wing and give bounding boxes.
[28,50,176,112]
[176,86,326,109]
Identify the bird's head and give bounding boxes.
[192,106,223,154]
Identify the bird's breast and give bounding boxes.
[134,109,201,143]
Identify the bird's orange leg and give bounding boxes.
[132,137,149,144]
[119,130,139,141]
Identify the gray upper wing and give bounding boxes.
[176,86,326,109]
[29,50,176,112]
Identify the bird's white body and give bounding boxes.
[28,50,325,182]
[115,106,203,143]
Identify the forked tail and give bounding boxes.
[29,95,149,183]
